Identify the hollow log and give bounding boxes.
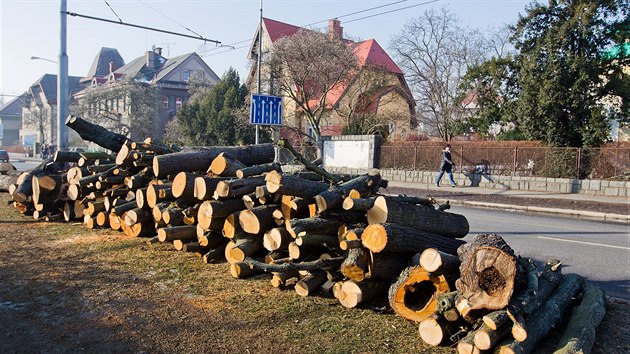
[456,234,519,315]
[314,172,381,213]
[552,283,605,354]
[388,265,451,322]
[66,115,128,152]
[152,143,275,178]
[496,274,584,354]
[237,162,282,179]
[368,195,469,238]
[338,279,387,309]
[362,223,465,255]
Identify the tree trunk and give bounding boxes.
[241,256,343,272]
[418,315,466,347]
[456,234,519,316]
[388,265,451,322]
[157,225,197,242]
[474,323,511,350]
[193,176,231,200]
[215,176,266,198]
[341,247,370,282]
[362,223,465,255]
[152,143,275,178]
[368,195,469,238]
[146,183,173,209]
[238,205,278,234]
[230,261,263,279]
[314,172,381,213]
[553,283,605,354]
[263,227,293,251]
[66,115,128,152]
[496,274,584,354]
[337,279,387,308]
[287,217,345,238]
[209,152,247,176]
[172,172,203,202]
[342,196,376,211]
[419,248,461,275]
[264,170,330,197]
[456,330,483,354]
[367,252,410,281]
[237,162,282,179]
[295,270,328,297]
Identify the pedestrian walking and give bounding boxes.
[435,144,456,187]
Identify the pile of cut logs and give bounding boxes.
[2,115,606,353]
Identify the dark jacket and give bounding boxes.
[440,149,454,172]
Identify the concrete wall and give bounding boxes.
[322,135,381,169]
[326,167,630,197]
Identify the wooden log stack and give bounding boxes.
[3,116,607,353]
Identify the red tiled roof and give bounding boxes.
[263,18,302,43]
[352,39,403,75]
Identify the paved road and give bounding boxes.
[451,205,630,300]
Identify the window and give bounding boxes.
[175,97,183,110]
[162,96,169,109]
[182,70,191,82]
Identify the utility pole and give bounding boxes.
[58,0,69,150]
[255,0,263,145]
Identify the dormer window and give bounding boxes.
[182,70,191,82]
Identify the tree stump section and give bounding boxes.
[388,265,451,322]
[361,223,465,255]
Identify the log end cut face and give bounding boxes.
[361,224,388,253]
[366,195,388,224]
[460,246,516,311]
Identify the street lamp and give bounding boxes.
[30,56,57,63]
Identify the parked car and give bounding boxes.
[0,149,9,162]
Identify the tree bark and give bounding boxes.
[237,162,282,179]
[152,143,275,178]
[215,176,266,198]
[362,223,465,255]
[265,170,330,197]
[418,315,466,347]
[241,256,343,272]
[368,195,469,238]
[553,283,606,354]
[295,270,328,297]
[238,204,278,234]
[314,172,382,213]
[338,279,387,308]
[419,248,461,275]
[209,152,247,176]
[496,274,584,354]
[66,115,128,152]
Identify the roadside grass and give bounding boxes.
[0,193,627,353]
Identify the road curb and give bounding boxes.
[452,200,629,222]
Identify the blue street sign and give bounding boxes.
[250,94,282,126]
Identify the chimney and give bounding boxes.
[108,61,114,74]
[328,19,343,40]
[155,47,162,57]
[146,51,155,68]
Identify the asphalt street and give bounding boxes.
[452,205,630,300]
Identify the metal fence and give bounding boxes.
[379,144,630,180]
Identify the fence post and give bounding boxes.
[513,147,518,176]
[460,146,464,174]
[576,148,581,179]
[413,146,417,170]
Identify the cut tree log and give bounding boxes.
[456,330,482,354]
[263,227,293,251]
[152,143,275,178]
[388,265,451,322]
[238,205,278,234]
[225,238,263,263]
[496,274,584,354]
[419,248,461,275]
[367,195,469,238]
[146,183,174,209]
[287,217,345,238]
[367,252,410,281]
[172,172,202,202]
[314,172,381,213]
[209,152,246,176]
[342,196,376,211]
[0,174,18,192]
[264,170,329,197]
[230,261,263,279]
[237,162,282,179]
[193,176,230,200]
[552,283,606,354]
[361,223,465,255]
[418,315,466,347]
[157,225,197,242]
[474,323,511,350]
[456,234,519,316]
[241,256,343,272]
[340,247,370,282]
[215,176,266,198]
[66,115,128,152]
[295,270,328,297]
[337,279,387,308]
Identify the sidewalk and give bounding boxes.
[388,180,629,222]
[8,152,44,163]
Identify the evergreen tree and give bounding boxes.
[176,68,268,146]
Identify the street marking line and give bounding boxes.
[536,236,630,250]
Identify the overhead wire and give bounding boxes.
[198,0,440,58]
[136,0,205,39]
[104,0,123,23]
[197,0,419,56]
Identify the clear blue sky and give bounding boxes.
[0,0,531,102]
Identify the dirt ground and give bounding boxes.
[0,193,628,353]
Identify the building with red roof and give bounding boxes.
[247,18,415,142]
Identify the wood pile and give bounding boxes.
[3,115,607,353]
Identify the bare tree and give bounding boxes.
[23,103,53,145]
[390,8,486,141]
[71,79,158,140]
[267,29,359,143]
